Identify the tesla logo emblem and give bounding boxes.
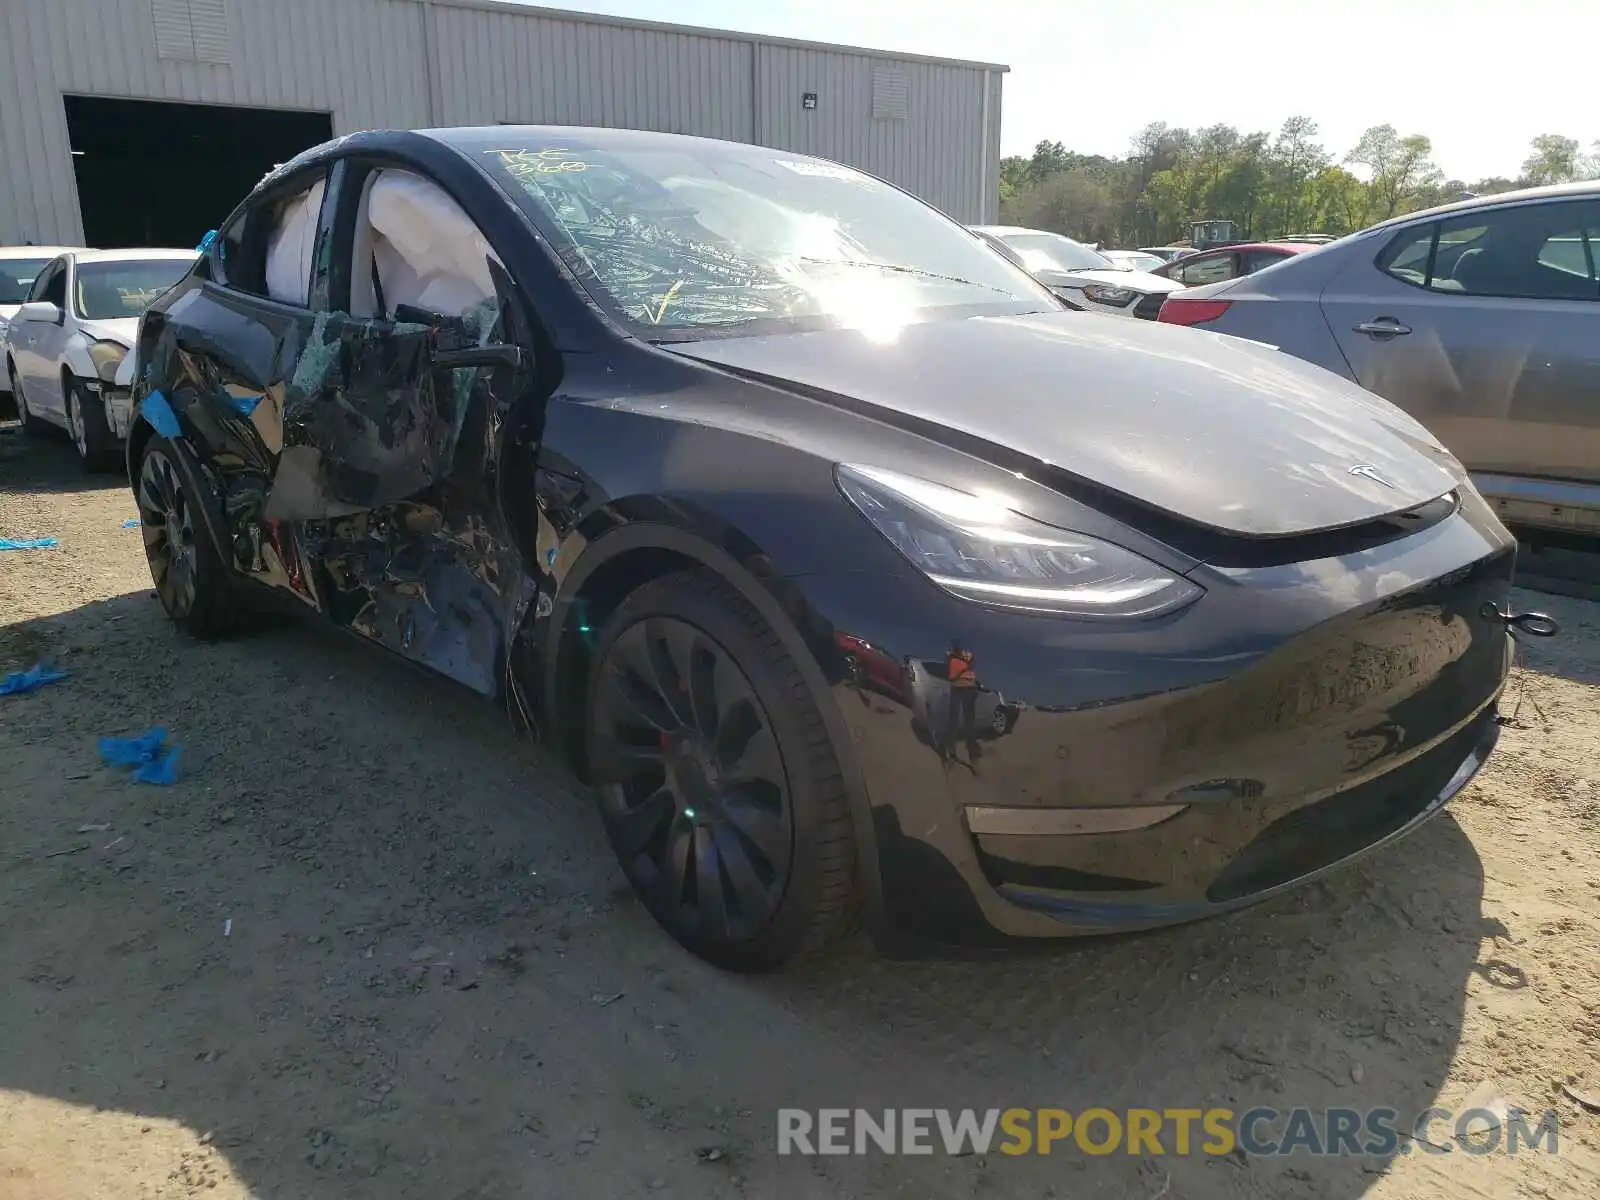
[1349,464,1395,488]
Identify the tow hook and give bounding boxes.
[1482,604,1560,638]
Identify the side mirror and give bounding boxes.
[17,301,62,325]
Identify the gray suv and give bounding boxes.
[1158,182,1600,537]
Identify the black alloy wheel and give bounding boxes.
[588,571,858,970]
[135,441,239,637]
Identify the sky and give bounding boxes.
[535,0,1592,182]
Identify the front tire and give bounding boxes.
[65,377,119,472]
[135,439,240,638]
[587,570,859,971]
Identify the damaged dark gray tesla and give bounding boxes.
[126,125,1555,970]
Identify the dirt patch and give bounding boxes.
[2,428,1598,1199]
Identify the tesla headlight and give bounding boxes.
[836,464,1202,619]
[1082,284,1136,304]
[88,340,128,383]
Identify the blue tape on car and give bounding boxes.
[141,391,181,438]
[98,727,170,767]
[0,661,68,696]
[223,393,261,416]
[196,229,218,253]
[0,537,59,550]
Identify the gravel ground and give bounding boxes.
[2,426,1598,1199]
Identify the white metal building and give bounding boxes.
[0,0,1006,248]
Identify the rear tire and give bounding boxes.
[134,439,242,638]
[65,377,119,473]
[8,362,51,436]
[587,570,859,971]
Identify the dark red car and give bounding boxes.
[1152,241,1316,287]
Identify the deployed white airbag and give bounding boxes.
[264,178,326,305]
[366,171,500,317]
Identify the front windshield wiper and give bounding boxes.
[796,257,1016,295]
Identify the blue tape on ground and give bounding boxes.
[122,519,141,528]
[132,743,182,785]
[0,536,59,550]
[0,661,68,696]
[98,727,170,767]
[141,391,181,439]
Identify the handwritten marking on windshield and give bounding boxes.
[646,280,685,325]
[487,148,589,177]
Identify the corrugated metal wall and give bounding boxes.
[0,0,1003,245]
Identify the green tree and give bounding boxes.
[998,155,1029,217]
[1269,116,1330,234]
[1213,132,1271,237]
[1307,165,1367,234]
[1017,168,1121,245]
[1521,133,1582,184]
[1345,125,1442,219]
[1027,140,1073,183]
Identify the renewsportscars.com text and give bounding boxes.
[776,1107,1561,1157]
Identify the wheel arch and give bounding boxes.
[541,521,839,778]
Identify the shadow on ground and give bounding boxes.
[0,587,1489,1200]
[0,424,129,495]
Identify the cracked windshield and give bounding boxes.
[482,142,1051,335]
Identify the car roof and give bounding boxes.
[0,245,82,259]
[1198,242,1312,254]
[426,123,857,165]
[68,248,198,265]
[1367,179,1600,232]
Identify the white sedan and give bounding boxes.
[4,248,196,471]
[970,225,1181,319]
[0,245,83,396]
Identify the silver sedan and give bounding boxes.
[1156,181,1600,538]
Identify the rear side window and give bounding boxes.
[213,170,331,306]
[1242,249,1286,274]
[1174,253,1237,285]
[1379,200,1600,300]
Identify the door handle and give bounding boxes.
[1354,319,1411,338]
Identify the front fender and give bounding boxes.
[61,335,98,382]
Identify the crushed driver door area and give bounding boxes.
[264,312,445,521]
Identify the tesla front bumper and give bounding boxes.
[798,493,1520,953]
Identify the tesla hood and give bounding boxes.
[666,311,1461,538]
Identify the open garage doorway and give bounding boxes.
[63,96,332,248]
